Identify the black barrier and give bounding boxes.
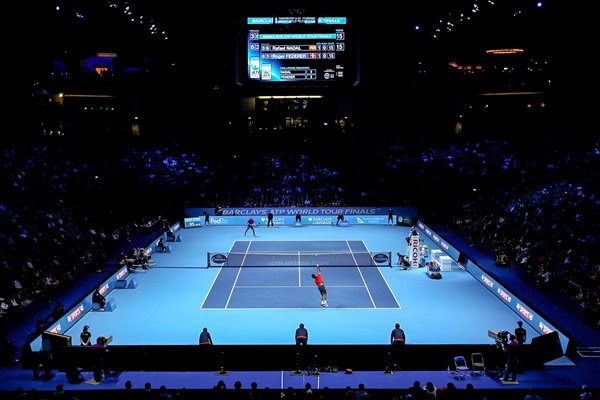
[52,344,542,373]
[0,388,588,400]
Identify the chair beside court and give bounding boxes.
[471,352,486,375]
[453,355,471,380]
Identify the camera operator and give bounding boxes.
[492,330,510,376]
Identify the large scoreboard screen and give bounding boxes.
[242,16,357,86]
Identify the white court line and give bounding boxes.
[375,270,402,308]
[224,267,243,309]
[224,242,252,308]
[297,251,301,287]
[199,268,223,309]
[227,241,237,254]
[361,242,402,309]
[346,240,376,308]
[200,241,240,309]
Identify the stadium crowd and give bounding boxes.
[0,133,598,399]
[1,135,599,334]
[3,379,597,400]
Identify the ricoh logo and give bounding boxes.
[411,237,419,263]
[186,217,201,227]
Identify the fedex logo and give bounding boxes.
[433,235,440,243]
[441,242,449,250]
[425,229,432,236]
[116,267,127,280]
[538,322,554,334]
[49,324,62,333]
[145,247,153,256]
[67,305,85,322]
[418,223,425,229]
[173,222,181,231]
[516,303,534,320]
[497,288,512,303]
[99,283,109,296]
[481,275,494,288]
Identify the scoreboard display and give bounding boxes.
[243,16,356,85]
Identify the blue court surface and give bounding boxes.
[202,240,399,309]
[34,224,535,346]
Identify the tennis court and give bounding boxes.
[29,223,536,346]
[201,240,400,309]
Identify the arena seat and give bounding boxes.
[116,278,138,289]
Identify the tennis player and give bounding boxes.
[311,264,328,307]
[244,217,256,237]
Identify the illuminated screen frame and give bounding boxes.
[237,15,358,87]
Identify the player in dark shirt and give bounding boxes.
[391,323,406,344]
[92,287,106,311]
[267,211,274,227]
[295,323,308,345]
[157,237,168,252]
[199,327,213,345]
[80,325,92,346]
[515,321,527,345]
[502,335,519,382]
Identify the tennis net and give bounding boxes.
[207,251,391,268]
